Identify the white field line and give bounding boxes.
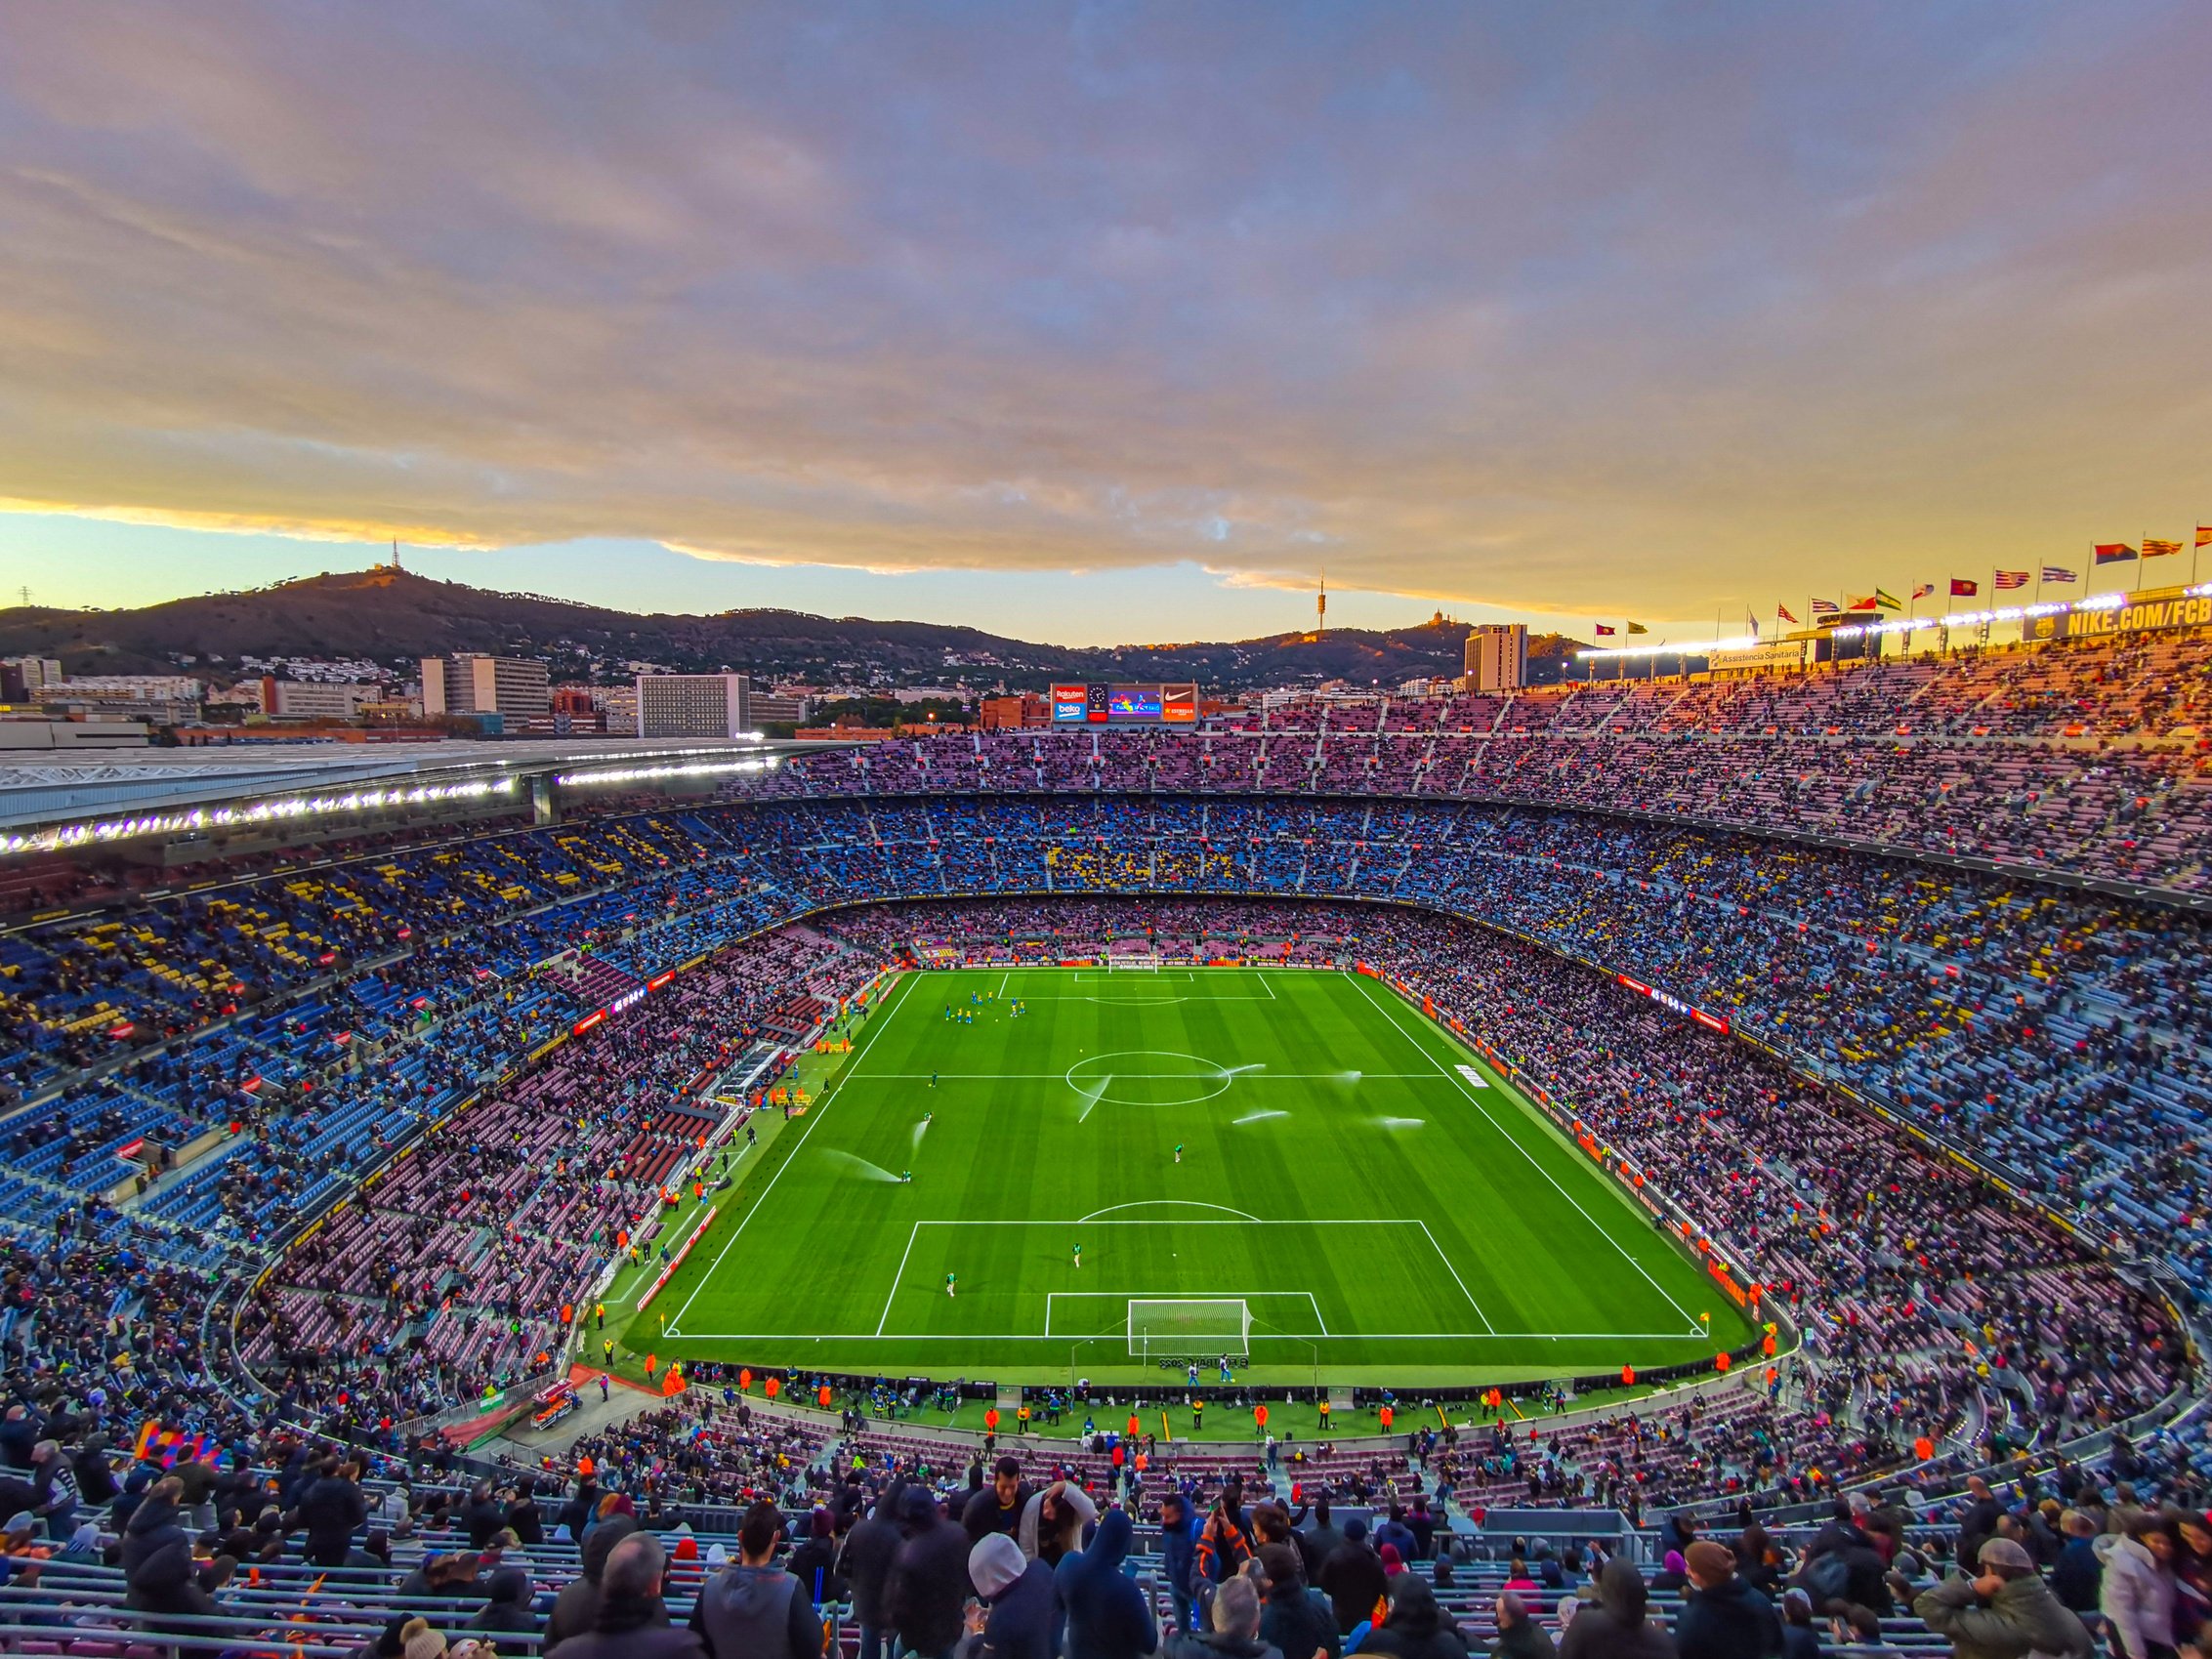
[1348,972,1707,1338]
[1417,1219,1495,1335]
[665,972,919,1334]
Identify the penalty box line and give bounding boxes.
[875,1216,1493,1339]
[1046,1289,1328,1338]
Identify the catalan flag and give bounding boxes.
[1846,594,1880,612]
[2143,537,2183,559]
[1993,569,2029,590]
[2198,525,2212,548]
[2093,543,2137,564]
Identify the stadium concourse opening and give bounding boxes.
[641,965,1755,1386]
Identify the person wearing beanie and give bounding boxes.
[1672,1539,1779,1659]
[959,1530,1056,1659]
[471,1565,542,1640]
[788,1507,845,1607]
[1916,1535,2091,1659]
[399,1617,447,1659]
[691,1500,821,1659]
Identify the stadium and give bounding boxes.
[1,628,2208,1652]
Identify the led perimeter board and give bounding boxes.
[1051,683,1199,725]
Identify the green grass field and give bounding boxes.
[640,967,1754,1387]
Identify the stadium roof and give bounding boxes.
[0,736,821,844]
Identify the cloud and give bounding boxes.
[0,0,2208,620]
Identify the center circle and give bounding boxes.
[1065,1050,1233,1107]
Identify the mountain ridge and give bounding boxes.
[0,567,1567,689]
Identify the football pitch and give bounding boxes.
[644,967,1755,1386]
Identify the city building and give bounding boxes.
[1463,623,1528,692]
[260,678,383,721]
[420,654,551,720]
[635,673,753,739]
[979,693,1053,729]
[748,689,811,726]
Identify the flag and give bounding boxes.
[1776,603,1800,624]
[1993,569,2029,590]
[1911,582,1936,600]
[2042,565,2078,584]
[2198,525,2212,548]
[1746,608,1759,636]
[1626,621,1649,635]
[1846,594,1880,612]
[1874,588,1902,610]
[1950,578,1978,597]
[1810,598,1840,614]
[1593,623,1616,637]
[2143,537,2183,559]
[2093,543,2137,564]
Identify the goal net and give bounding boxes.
[1108,956,1165,971]
[1127,1299,1252,1359]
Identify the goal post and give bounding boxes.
[1127,1298,1252,1359]
[1107,956,1165,971]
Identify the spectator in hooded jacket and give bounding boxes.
[1319,1516,1389,1636]
[1490,1592,1555,1659]
[839,1479,906,1659]
[888,1486,973,1659]
[959,1531,1056,1659]
[1674,1541,1781,1659]
[1360,1576,1469,1659]
[1559,1559,1677,1659]
[1058,1506,1158,1659]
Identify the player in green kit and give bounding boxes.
[1175,1143,1183,1164]
[946,1271,956,1299]
[1072,1241,1082,1269]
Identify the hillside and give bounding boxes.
[0,567,1564,690]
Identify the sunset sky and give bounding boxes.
[2,1,2208,644]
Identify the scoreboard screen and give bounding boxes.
[1051,683,1199,725]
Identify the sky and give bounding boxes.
[1,0,2208,646]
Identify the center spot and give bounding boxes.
[1065,1050,1233,1107]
